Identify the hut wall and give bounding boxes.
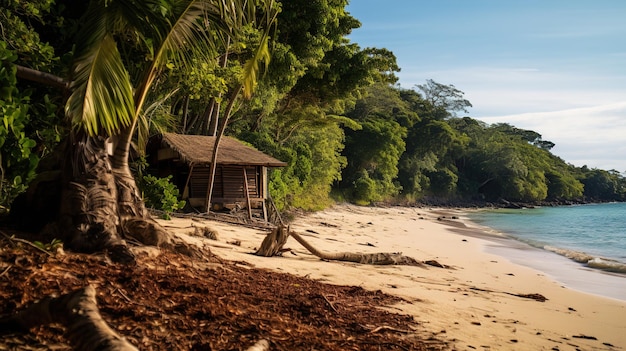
[186,165,263,208]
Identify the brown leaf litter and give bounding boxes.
[0,233,448,350]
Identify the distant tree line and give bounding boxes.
[1,0,624,218]
[335,81,625,206]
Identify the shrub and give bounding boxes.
[140,175,185,220]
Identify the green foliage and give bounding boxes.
[446,118,587,202]
[415,79,472,117]
[0,1,65,212]
[578,168,626,201]
[0,0,58,69]
[351,170,378,205]
[0,42,39,211]
[397,92,468,199]
[544,157,584,200]
[427,168,459,196]
[7,0,622,212]
[220,1,400,210]
[339,84,409,204]
[33,238,63,252]
[140,175,186,220]
[246,122,346,211]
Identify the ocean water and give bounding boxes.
[467,202,626,300]
[468,202,626,273]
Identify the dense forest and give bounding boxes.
[1,0,625,222]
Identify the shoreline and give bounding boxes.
[163,204,626,350]
[457,208,626,302]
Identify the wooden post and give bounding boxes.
[242,167,253,220]
[262,201,268,222]
[182,163,194,201]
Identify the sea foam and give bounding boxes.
[545,246,626,274]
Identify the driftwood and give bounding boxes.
[290,231,424,266]
[0,285,138,351]
[256,226,425,266]
[255,225,290,257]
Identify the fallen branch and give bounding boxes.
[322,294,338,313]
[0,230,53,256]
[369,325,413,334]
[0,285,138,351]
[0,265,11,278]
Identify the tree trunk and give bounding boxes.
[110,123,173,247]
[53,132,134,263]
[205,85,242,212]
[12,126,180,263]
[15,64,69,90]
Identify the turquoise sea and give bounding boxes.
[467,202,626,301]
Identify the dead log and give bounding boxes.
[0,285,138,351]
[289,230,424,266]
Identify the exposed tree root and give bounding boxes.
[0,285,138,351]
[255,225,290,257]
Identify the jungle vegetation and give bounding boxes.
[1,0,625,224]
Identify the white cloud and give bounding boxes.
[399,66,626,110]
[477,102,626,171]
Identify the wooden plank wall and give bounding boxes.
[188,165,261,200]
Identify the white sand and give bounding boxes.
[159,204,626,350]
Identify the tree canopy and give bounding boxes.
[2,0,624,218]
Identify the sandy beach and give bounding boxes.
[160,204,626,350]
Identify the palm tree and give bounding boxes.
[15,0,279,262]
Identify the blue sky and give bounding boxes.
[346,0,626,172]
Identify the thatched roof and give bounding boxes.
[157,133,287,167]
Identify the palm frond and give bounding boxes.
[133,1,225,117]
[240,0,280,98]
[241,33,271,98]
[66,33,134,137]
[136,88,180,156]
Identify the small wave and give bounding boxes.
[544,246,626,274]
[586,258,626,274]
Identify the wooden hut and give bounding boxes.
[146,133,287,218]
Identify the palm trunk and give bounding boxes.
[111,123,171,248]
[205,86,242,212]
[51,131,135,263]
[207,40,230,136]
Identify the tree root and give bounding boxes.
[255,225,290,257]
[0,285,138,351]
